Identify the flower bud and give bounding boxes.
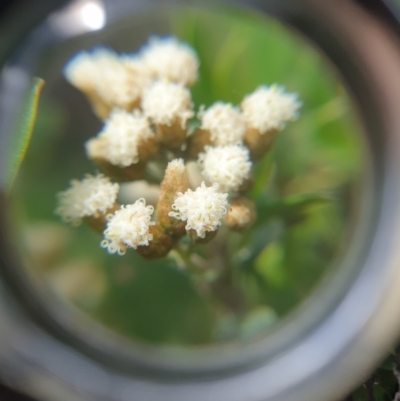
[85,203,120,233]
[197,102,246,146]
[198,145,252,192]
[55,174,119,226]
[169,182,229,239]
[84,91,112,120]
[186,128,212,159]
[136,224,174,259]
[224,197,256,232]
[64,48,151,120]
[155,118,187,149]
[101,199,155,255]
[90,154,147,182]
[156,159,189,237]
[142,81,194,150]
[86,109,158,167]
[243,127,277,160]
[237,174,254,194]
[188,229,217,244]
[241,85,301,160]
[140,36,199,86]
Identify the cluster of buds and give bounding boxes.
[56,36,301,259]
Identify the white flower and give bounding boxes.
[101,199,155,255]
[198,102,246,145]
[56,174,119,225]
[141,80,194,128]
[64,50,99,91]
[169,182,229,238]
[64,48,151,110]
[95,55,151,110]
[198,145,251,192]
[141,36,199,86]
[241,85,301,132]
[86,109,155,167]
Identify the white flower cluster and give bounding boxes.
[86,109,155,167]
[198,145,251,192]
[241,85,301,132]
[64,36,199,118]
[55,174,119,225]
[169,182,229,238]
[194,88,300,190]
[58,35,303,258]
[101,199,155,255]
[64,48,150,110]
[198,102,246,145]
[141,80,194,129]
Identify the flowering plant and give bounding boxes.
[56,36,301,266]
[6,1,363,345]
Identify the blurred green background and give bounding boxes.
[10,5,364,346]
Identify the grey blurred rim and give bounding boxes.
[1,1,400,401]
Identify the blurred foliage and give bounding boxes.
[10,5,364,346]
[340,347,400,401]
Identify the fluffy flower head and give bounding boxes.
[87,109,155,167]
[101,199,155,255]
[198,102,246,145]
[55,174,119,225]
[241,85,301,132]
[64,48,111,91]
[141,80,194,128]
[141,36,199,86]
[64,48,151,110]
[169,182,229,238]
[96,55,151,110]
[198,145,251,192]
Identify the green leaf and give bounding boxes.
[256,192,332,225]
[282,193,332,215]
[7,77,45,192]
[255,241,287,288]
[250,152,274,198]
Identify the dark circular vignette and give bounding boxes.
[1,1,400,401]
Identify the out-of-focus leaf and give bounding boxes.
[7,77,45,192]
[282,193,332,215]
[255,193,332,227]
[96,254,214,345]
[250,152,275,198]
[373,369,398,401]
[255,241,286,288]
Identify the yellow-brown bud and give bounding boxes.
[224,197,256,232]
[156,118,187,150]
[85,90,111,120]
[186,128,212,159]
[156,159,189,237]
[84,203,120,233]
[244,127,277,160]
[136,135,159,162]
[93,158,146,182]
[136,224,174,259]
[188,229,218,244]
[238,174,254,194]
